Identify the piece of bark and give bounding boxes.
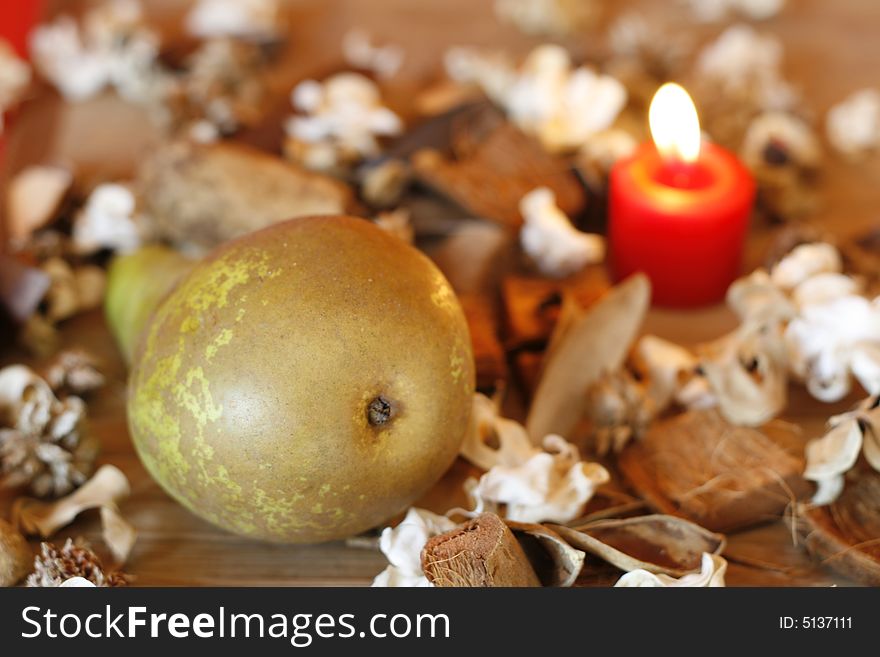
[138,140,356,251]
[800,467,880,585]
[422,513,541,587]
[459,294,507,390]
[526,274,649,443]
[411,110,585,229]
[619,409,812,532]
[501,267,610,352]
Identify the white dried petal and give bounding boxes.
[5,166,72,242]
[636,335,698,410]
[726,269,794,323]
[461,394,536,471]
[0,365,55,433]
[30,16,111,101]
[285,73,402,171]
[494,0,597,36]
[689,0,784,22]
[519,187,605,278]
[792,273,859,309]
[372,508,456,588]
[804,418,862,484]
[186,0,279,40]
[58,576,97,588]
[469,434,609,524]
[826,88,880,157]
[851,343,880,397]
[615,552,727,587]
[444,47,516,105]
[785,295,880,402]
[741,112,820,170]
[733,0,785,20]
[579,129,637,174]
[342,29,404,80]
[770,243,842,290]
[73,183,142,255]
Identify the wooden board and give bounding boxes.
[2,0,878,586]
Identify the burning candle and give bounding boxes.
[608,83,755,307]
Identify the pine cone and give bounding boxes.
[26,539,128,587]
[41,349,105,396]
[0,365,98,498]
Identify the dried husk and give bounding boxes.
[800,468,880,585]
[619,410,811,532]
[0,518,32,586]
[138,140,355,252]
[526,274,650,443]
[549,514,726,578]
[506,520,585,587]
[13,464,136,564]
[411,107,585,229]
[422,513,541,587]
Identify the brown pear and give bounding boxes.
[127,216,475,543]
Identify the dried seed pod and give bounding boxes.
[550,514,726,577]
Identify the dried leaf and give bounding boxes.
[526,274,650,442]
[550,514,726,577]
[13,465,135,564]
[507,520,585,587]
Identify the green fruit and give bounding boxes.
[105,246,194,364]
[127,216,475,543]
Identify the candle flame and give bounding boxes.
[649,83,701,164]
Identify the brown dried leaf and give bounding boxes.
[526,274,650,442]
[549,514,726,577]
[507,520,585,587]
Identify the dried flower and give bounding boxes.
[826,88,880,158]
[445,44,626,153]
[26,539,127,587]
[284,73,402,173]
[0,39,30,132]
[461,393,538,471]
[615,552,727,587]
[0,365,97,498]
[42,350,105,396]
[372,508,456,587]
[73,183,142,255]
[687,0,785,22]
[186,0,280,40]
[804,395,880,504]
[519,187,604,278]
[40,258,106,324]
[342,29,404,80]
[493,0,598,36]
[586,369,655,455]
[468,434,609,524]
[30,0,160,103]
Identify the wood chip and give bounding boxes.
[619,410,812,532]
[411,108,586,229]
[800,467,880,585]
[422,513,541,587]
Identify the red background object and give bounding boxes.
[0,0,45,57]
[609,142,756,308]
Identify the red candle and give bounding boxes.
[609,83,755,307]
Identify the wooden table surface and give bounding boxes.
[2,0,879,586]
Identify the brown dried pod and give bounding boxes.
[422,513,541,587]
[0,518,31,587]
[411,108,585,229]
[138,140,356,252]
[459,294,508,390]
[618,410,811,532]
[526,274,650,443]
[800,468,880,585]
[506,520,585,587]
[549,514,726,578]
